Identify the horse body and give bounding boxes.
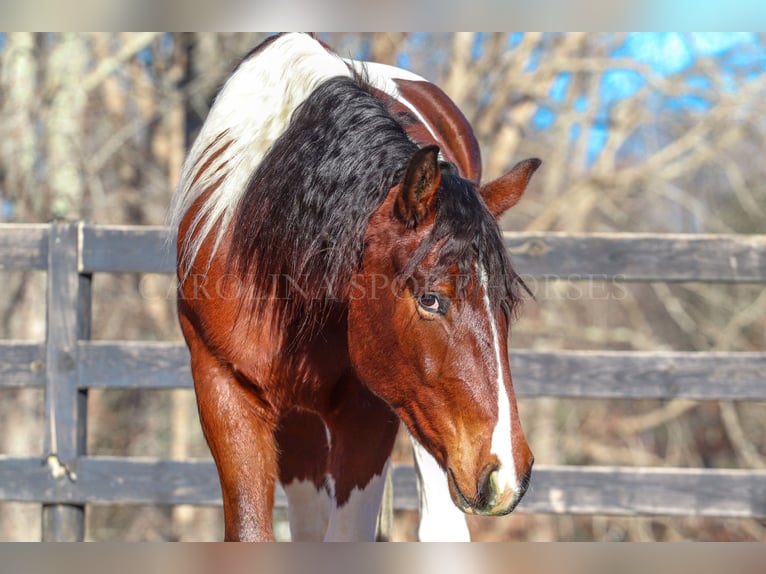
[171,33,538,541]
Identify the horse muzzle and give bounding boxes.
[447,459,533,516]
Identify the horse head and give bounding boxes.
[348,145,540,516]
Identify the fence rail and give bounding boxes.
[6,224,766,279]
[1,222,765,540]
[5,341,766,400]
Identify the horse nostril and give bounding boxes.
[476,463,499,508]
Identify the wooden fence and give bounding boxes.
[1,221,765,541]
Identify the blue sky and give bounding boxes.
[1,32,763,217]
[379,33,765,168]
[531,33,764,166]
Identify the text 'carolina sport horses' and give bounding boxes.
[169,33,540,541]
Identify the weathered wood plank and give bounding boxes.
[75,457,229,506]
[0,457,55,502]
[511,350,766,400]
[0,224,49,270]
[3,457,765,518]
[79,224,176,273]
[78,341,191,389]
[392,464,766,517]
[44,223,83,466]
[1,224,765,281]
[517,465,766,517]
[75,341,766,400]
[43,222,87,541]
[505,232,766,282]
[0,457,276,507]
[73,226,766,282]
[0,342,46,388]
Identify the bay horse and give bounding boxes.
[170,33,539,542]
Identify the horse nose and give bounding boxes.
[477,455,534,515]
[476,463,499,508]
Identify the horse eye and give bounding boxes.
[418,293,442,313]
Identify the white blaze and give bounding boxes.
[479,265,517,494]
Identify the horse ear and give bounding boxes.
[396,145,441,227]
[480,158,541,218]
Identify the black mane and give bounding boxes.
[230,76,418,332]
[400,172,527,321]
[229,74,525,337]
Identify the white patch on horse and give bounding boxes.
[479,264,517,495]
[283,478,332,541]
[345,60,427,121]
[352,61,449,163]
[409,435,471,541]
[170,33,351,274]
[323,459,390,542]
[347,59,427,86]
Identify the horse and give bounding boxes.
[340,48,498,542]
[169,33,539,542]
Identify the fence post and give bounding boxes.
[42,221,91,541]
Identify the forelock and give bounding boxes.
[400,172,528,318]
